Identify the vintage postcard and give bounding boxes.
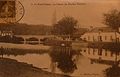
[0,0,120,77]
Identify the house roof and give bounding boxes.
[88,27,116,33]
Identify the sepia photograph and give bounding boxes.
[0,0,120,77]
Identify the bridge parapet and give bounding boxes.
[15,35,55,44]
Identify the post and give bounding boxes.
[23,38,26,44]
[0,46,4,58]
[39,39,41,44]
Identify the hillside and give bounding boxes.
[0,23,53,35]
[0,23,88,36]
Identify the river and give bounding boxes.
[3,46,120,77]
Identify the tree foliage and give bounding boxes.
[103,9,120,31]
[49,46,77,73]
[53,16,78,35]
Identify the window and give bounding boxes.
[105,49,107,56]
[105,36,107,40]
[98,48,102,55]
[111,52,113,57]
[98,36,102,42]
[110,36,113,41]
[100,36,102,41]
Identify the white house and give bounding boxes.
[0,30,13,37]
[81,27,120,42]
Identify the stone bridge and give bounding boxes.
[15,35,55,44]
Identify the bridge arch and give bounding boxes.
[26,37,39,41]
[26,37,39,45]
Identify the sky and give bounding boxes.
[0,0,120,28]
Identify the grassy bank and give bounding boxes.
[0,43,50,50]
[0,48,49,56]
[0,58,71,77]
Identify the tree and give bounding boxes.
[103,9,120,63]
[103,9,120,31]
[53,16,78,35]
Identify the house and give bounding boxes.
[80,27,120,42]
[0,30,13,37]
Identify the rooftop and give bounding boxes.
[88,27,116,33]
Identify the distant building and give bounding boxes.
[0,30,13,37]
[81,27,120,42]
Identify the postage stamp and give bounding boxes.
[0,1,16,18]
[0,0,24,23]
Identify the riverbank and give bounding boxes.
[0,58,71,77]
[0,48,49,56]
[0,43,50,50]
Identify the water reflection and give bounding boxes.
[104,64,120,77]
[2,45,120,77]
[49,46,80,75]
[80,46,120,77]
[80,47,120,65]
[0,47,48,56]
